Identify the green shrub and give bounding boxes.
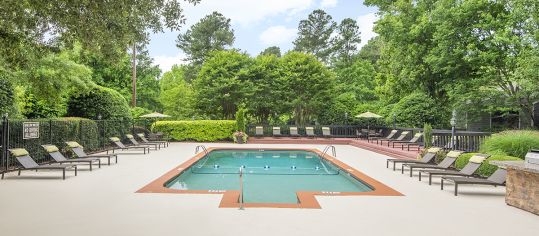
[152,120,237,142]
[455,153,521,177]
[391,92,448,128]
[0,73,15,115]
[423,123,433,148]
[235,108,246,132]
[66,85,132,121]
[480,130,539,159]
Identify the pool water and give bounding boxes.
[166,150,373,203]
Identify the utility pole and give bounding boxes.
[131,43,137,107]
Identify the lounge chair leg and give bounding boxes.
[454,184,458,196]
[98,160,101,168]
[75,166,78,176]
[18,170,21,176]
[108,157,111,165]
[393,162,396,171]
[115,156,118,163]
[429,174,432,185]
[90,162,93,171]
[419,171,422,181]
[63,169,66,180]
[441,179,444,190]
[1,172,4,179]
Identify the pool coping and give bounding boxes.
[136,147,403,209]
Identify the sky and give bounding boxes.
[148,0,378,73]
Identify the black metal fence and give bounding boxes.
[0,116,153,173]
[246,125,491,152]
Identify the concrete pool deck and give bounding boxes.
[0,143,537,236]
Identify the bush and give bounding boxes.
[391,92,447,128]
[480,130,539,159]
[423,123,433,148]
[235,108,246,132]
[455,153,521,177]
[0,73,15,115]
[66,85,132,121]
[152,120,237,142]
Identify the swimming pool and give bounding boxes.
[166,149,373,203]
[138,147,402,208]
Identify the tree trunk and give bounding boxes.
[131,43,137,107]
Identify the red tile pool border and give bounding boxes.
[136,147,403,209]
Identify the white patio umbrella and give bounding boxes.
[355,111,383,131]
[139,112,171,118]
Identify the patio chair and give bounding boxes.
[322,127,331,138]
[272,127,282,137]
[390,132,423,151]
[255,126,264,137]
[368,129,383,138]
[289,127,300,138]
[110,137,150,154]
[402,150,464,176]
[41,145,101,171]
[305,127,316,138]
[137,133,168,148]
[370,130,398,143]
[126,134,158,150]
[386,147,441,171]
[2,149,77,180]
[441,168,507,196]
[356,129,368,140]
[380,131,410,146]
[66,141,118,165]
[419,153,490,185]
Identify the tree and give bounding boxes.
[334,59,377,102]
[159,65,196,119]
[358,36,384,65]
[194,50,253,119]
[246,54,284,124]
[293,9,336,63]
[332,18,362,64]
[260,46,282,57]
[176,12,235,65]
[280,51,335,125]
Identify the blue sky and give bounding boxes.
[148,0,378,72]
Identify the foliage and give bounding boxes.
[0,71,15,115]
[332,18,362,64]
[66,85,132,122]
[480,130,539,159]
[21,93,65,119]
[194,50,253,119]
[260,46,282,57]
[455,153,521,177]
[294,9,336,63]
[130,107,152,119]
[246,54,284,124]
[280,51,335,125]
[357,36,383,65]
[232,131,248,143]
[152,120,237,141]
[176,11,235,65]
[423,123,433,148]
[391,93,447,128]
[235,108,246,132]
[159,65,196,119]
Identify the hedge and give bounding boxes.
[66,85,132,122]
[455,153,521,177]
[152,120,237,142]
[480,130,539,159]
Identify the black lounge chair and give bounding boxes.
[2,149,77,180]
[126,134,158,150]
[42,145,101,171]
[369,130,398,143]
[441,168,507,196]
[381,131,410,146]
[306,127,316,138]
[137,133,168,148]
[289,127,301,138]
[110,137,150,154]
[66,141,118,165]
[402,150,464,176]
[322,127,332,139]
[391,132,423,151]
[386,147,441,171]
[272,127,282,137]
[419,154,490,185]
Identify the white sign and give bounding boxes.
[23,122,40,139]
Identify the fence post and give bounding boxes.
[79,120,83,145]
[49,119,53,144]
[2,114,9,170]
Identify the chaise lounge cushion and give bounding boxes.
[66,141,82,148]
[110,137,120,142]
[10,148,29,157]
[43,145,59,153]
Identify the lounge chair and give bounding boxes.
[322,127,331,138]
[41,145,101,171]
[66,141,118,165]
[2,149,77,180]
[289,127,300,138]
[370,130,398,143]
[402,150,464,176]
[126,134,158,150]
[272,127,282,137]
[306,127,316,138]
[419,154,490,185]
[110,137,150,154]
[391,133,423,151]
[381,131,410,146]
[386,147,441,171]
[137,133,168,148]
[255,126,264,137]
[441,168,507,196]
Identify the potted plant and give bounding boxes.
[233,131,248,144]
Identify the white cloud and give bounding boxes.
[320,0,338,8]
[182,0,315,27]
[356,13,378,48]
[259,26,298,46]
[152,52,188,73]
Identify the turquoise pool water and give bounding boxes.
[166,150,373,203]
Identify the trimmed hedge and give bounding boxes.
[152,120,237,142]
[480,130,539,159]
[66,85,132,121]
[455,153,521,177]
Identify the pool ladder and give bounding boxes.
[195,145,208,155]
[322,145,336,158]
[239,166,244,210]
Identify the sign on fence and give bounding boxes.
[23,122,40,139]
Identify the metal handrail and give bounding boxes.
[239,166,244,210]
[321,145,336,158]
[195,145,208,155]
